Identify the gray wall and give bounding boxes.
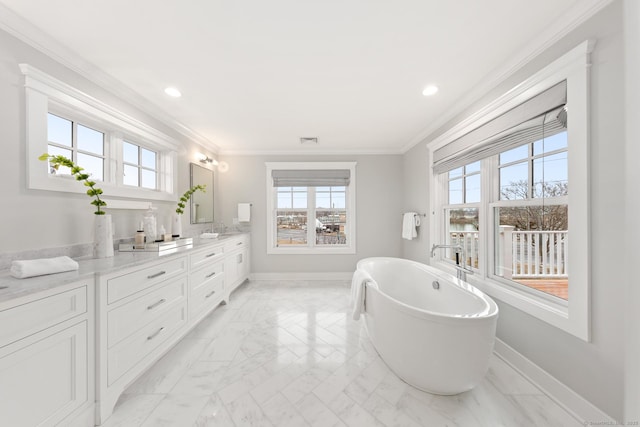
[623,0,640,421]
[0,28,216,255]
[216,154,404,274]
[402,2,625,419]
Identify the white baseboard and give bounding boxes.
[494,338,615,424]
[249,272,353,281]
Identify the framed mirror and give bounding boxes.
[190,163,214,224]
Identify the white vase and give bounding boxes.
[94,214,114,258]
[172,213,182,238]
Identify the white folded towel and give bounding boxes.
[200,233,219,239]
[10,256,79,279]
[351,269,375,321]
[402,212,421,240]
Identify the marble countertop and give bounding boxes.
[0,233,247,306]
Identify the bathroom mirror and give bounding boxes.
[190,163,214,224]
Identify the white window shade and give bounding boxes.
[271,169,351,187]
[433,80,567,174]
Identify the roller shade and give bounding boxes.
[433,80,567,174]
[272,169,351,187]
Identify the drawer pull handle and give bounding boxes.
[206,253,217,258]
[147,327,165,340]
[147,299,166,310]
[205,290,216,298]
[236,242,243,246]
[147,271,166,279]
[205,271,217,278]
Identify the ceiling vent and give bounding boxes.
[300,137,318,144]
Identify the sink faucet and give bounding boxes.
[430,244,474,281]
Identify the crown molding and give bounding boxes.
[0,2,220,154]
[219,148,403,156]
[401,0,615,154]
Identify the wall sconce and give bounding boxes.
[197,153,219,166]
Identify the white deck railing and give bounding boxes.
[449,227,568,279]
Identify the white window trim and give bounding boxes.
[428,40,592,341]
[265,162,357,255]
[21,63,178,202]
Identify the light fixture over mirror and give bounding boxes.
[197,153,219,166]
[190,163,214,224]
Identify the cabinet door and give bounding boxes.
[0,321,88,427]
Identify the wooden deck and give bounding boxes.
[515,278,568,300]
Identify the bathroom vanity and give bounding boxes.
[0,233,250,426]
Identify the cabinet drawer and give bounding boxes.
[190,275,224,317]
[190,261,224,291]
[107,256,187,304]
[190,245,224,270]
[108,303,187,385]
[0,286,86,348]
[107,278,187,348]
[224,235,248,252]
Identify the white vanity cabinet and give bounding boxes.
[223,234,250,299]
[95,255,189,424]
[0,281,94,427]
[189,243,225,323]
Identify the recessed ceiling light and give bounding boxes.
[422,85,439,96]
[164,87,182,98]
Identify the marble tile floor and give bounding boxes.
[104,280,581,427]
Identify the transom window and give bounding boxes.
[47,113,105,181]
[23,64,179,202]
[123,141,158,190]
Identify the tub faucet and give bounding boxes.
[430,244,474,281]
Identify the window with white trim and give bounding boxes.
[46,112,106,181]
[22,64,178,202]
[266,162,356,254]
[429,41,591,341]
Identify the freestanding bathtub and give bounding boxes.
[354,257,499,395]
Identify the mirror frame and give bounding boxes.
[190,163,214,224]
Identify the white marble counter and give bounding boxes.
[0,233,247,305]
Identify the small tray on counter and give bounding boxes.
[118,237,193,253]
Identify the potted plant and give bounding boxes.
[173,184,206,237]
[39,153,113,257]
[39,153,107,214]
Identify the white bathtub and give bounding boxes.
[355,257,499,395]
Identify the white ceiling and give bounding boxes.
[0,0,607,154]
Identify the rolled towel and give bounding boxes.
[200,232,219,239]
[10,256,79,279]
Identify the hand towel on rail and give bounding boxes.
[10,256,79,279]
[402,212,420,240]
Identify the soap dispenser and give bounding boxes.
[135,221,145,249]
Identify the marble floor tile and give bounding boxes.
[107,279,582,427]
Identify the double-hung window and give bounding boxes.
[429,41,591,340]
[266,162,356,254]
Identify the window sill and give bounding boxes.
[432,260,588,341]
[268,246,356,255]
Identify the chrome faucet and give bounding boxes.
[430,244,474,281]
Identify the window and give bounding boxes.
[122,141,158,190]
[22,64,178,202]
[266,162,356,254]
[494,132,568,299]
[47,113,105,181]
[428,41,591,341]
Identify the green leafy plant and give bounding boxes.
[38,153,107,215]
[176,184,206,214]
